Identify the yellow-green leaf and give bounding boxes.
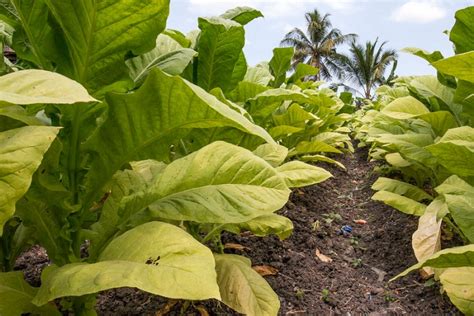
[0,126,60,235]
[0,70,97,105]
[34,222,220,306]
[214,254,280,316]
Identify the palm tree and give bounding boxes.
[280,9,357,81]
[341,38,398,99]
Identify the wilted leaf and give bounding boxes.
[412,198,446,276]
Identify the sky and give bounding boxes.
[167,0,474,77]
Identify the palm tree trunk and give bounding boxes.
[365,83,372,99]
[311,56,321,81]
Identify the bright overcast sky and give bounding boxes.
[167,0,474,77]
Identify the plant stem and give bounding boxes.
[0,237,9,272]
[72,295,97,316]
[201,224,226,244]
[68,107,84,205]
[443,217,469,244]
[180,300,191,316]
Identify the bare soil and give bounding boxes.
[14,145,459,315]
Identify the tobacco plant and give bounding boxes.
[355,6,474,314]
[0,2,334,315]
[224,47,354,169]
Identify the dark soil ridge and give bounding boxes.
[14,145,459,315]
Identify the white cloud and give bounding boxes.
[318,0,356,11]
[391,1,446,23]
[186,0,357,19]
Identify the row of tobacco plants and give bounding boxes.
[0,1,354,315]
[353,6,474,314]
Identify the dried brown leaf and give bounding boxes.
[196,305,209,316]
[315,249,333,263]
[252,265,279,276]
[155,299,178,316]
[224,243,249,251]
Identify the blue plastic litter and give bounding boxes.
[338,225,353,236]
[342,225,353,233]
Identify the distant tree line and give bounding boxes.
[281,9,398,99]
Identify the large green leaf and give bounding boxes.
[252,143,288,167]
[276,161,332,188]
[418,111,459,136]
[34,222,220,306]
[371,177,432,201]
[273,103,318,127]
[436,176,474,243]
[163,29,191,48]
[8,0,60,69]
[384,152,411,168]
[244,63,274,86]
[89,142,290,256]
[209,87,253,121]
[214,254,280,316]
[455,80,474,122]
[426,126,474,177]
[269,125,304,139]
[146,141,290,223]
[0,271,60,315]
[401,49,455,86]
[0,126,59,235]
[16,197,70,266]
[0,70,97,104]
[44,0,169,93]
[0,104,43,131]
[432,52,474,84]
[287,63,318,84]
[372,191,426,216]
[394,244,474,279]
[312,132,352,151]
[402,47,444,64]
[229,52,248,92]
[450,6,474,53]
[289,140,342,156]
[197,17,245,92]
[408,76,460,117]
[84,69,273,206]
[127,33,197,83]
[224,214,294,240]
[409,76,454,105]
[220,6,263,25]
[247,89,310,118]
[228,81,269,103]
[269,47,293,87]
[301,154,346,170]
[381,96,430,119]
[438,267,474,315]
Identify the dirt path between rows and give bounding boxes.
[222,144,458,315]
[16,145,459,315]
